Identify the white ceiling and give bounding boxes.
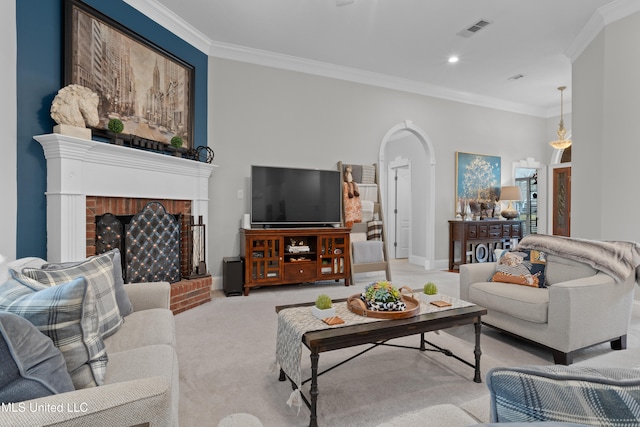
[130,0,639,117]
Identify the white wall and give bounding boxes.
[572,11,640,242]
[572,30,605,239]
[207,57,547,279]
[2,3,17,260]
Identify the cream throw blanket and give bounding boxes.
[517,234,640,283]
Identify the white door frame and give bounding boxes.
[379,120,436,270]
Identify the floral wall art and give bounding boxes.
[455,151,501,219]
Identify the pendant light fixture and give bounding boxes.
[549,86,572,150]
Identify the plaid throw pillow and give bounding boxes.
[42,249,133,318]
[0,272,107,389]
[23,252,124,338]
[488,365,640,424]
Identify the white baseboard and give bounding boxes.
[432,259,450,271]
[210,275,223,291]
[401,256,450,271]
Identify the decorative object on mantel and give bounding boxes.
[500,186,523,219]
[347,281,420,319]
[195,145,215,164]
[170,135,184,157]
[549,86,572,150]
[50,84,99,140]
[107,118,124,145]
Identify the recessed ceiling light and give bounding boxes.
[448,56,459,64]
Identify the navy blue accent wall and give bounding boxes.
[16,0,208,258]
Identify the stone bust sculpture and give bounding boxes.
[50,84,100,128]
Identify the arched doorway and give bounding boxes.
[379,120,436,270]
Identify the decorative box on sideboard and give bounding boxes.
[448,220,523,271]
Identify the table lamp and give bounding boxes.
[500,186,522,219]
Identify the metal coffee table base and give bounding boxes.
[279,323,483,427]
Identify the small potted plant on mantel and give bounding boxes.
[107,118,124,145]
[312,294,335,320]
[170,135,183,157]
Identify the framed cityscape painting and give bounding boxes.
[455,151,501,217]
[64,0,194,148]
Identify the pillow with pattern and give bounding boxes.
[367,220,383,241]
[1,272,107,389]
[22,252,124,339]
[491,249,547,288]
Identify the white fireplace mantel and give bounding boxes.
[34,133,217,262]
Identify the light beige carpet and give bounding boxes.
[175,260,640,427]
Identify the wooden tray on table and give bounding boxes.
[347,286,420,319]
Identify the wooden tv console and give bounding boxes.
[240,227,351,296]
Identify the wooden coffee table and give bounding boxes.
[275,296,487,427]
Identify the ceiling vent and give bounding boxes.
[457,19,491,38]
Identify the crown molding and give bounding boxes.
[209,40,547,117]
[126,0,549,117]
[123,0,211,53]
[565,0,640,63]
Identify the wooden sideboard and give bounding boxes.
[240,227,351,296]
[448,220,523,270]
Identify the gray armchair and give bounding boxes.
[460,253,635,364]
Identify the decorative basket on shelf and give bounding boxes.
[347,281,420,319]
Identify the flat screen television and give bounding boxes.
[251,165,342,227]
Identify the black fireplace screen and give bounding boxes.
[96,202,181,283]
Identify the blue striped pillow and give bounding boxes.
[0,273,107,389]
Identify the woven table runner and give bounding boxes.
[275,294,473,409]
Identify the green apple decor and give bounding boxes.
[423,282,439,302]
[423,282,438,295]
[312,294,335,320]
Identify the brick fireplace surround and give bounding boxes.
[35,133,217,314]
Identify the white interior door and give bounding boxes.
[388,159,411,259]
[396,166,411,258]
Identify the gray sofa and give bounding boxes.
[1,257,178,427]
[459,253,635,364]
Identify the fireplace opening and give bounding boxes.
[96,201,182,283]
[93,200,207,284]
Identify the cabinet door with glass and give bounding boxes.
[318,234,349,282]
[247,236,282,283]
